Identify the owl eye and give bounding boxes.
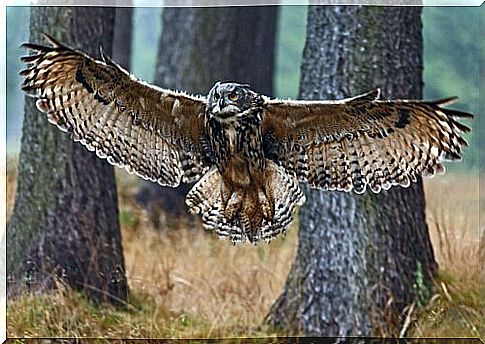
[228,92,238,101]
[213,93,220,102]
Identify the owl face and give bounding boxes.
[207,82,261,119]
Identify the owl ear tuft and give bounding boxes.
[43,33,63,48]
[208,81,221,95]
[99,45,110,63]
[255,94,264,106]
[99,46,128,73]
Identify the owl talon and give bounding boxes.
[225,191,243,221]
[258,190,273,221]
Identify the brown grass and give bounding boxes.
[407,172,484,337]
[6,156,484,338]
[115,169,298,334]
[423,172,481,277]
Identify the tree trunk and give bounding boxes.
[266,6,437,336]
[113,6,133,71]
[136,6,278,226]
[7,7,129,306]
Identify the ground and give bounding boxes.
[5,155,484,338]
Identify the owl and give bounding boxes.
[20,34,472,244]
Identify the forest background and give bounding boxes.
[4,5,483,338]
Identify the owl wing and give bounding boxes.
[261,89,472,194]
[20,34,210,187]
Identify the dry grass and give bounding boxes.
[7,165,296,338]
[424,172,481,277]
[407,172,484,337]
[6,156,484,338]
[7,287,283,338]
[115,171,297,337]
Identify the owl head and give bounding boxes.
[207,82,263,119]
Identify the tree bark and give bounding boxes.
[7,7,129,306]
[266,6,437,336]
[136,6,278,226]
[113,6,133,71]
[155,7,277,95]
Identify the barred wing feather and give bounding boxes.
[20,34,209,187]
[262,90,472,194]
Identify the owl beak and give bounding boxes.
[218,97,225,109]
[212,97,225,114]
[212,95,238,119]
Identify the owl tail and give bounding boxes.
[186,161,305,244]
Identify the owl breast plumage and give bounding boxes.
[20,34,473,244]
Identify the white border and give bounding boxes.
[3,0,485,6]
[1,2,6,343]
[1,2,482,342]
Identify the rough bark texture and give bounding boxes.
[136,7,278,225]
[7,7,129,306]
[266,6,437,336]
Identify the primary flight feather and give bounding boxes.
[20,34,473,244]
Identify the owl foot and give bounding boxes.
[225,191,244,222]
[258,189,274,221]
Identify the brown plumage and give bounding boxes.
[20,34,473,244]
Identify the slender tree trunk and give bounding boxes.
[7,7,129,306]
[113,6,133,71]
[267,6,437,336]
[136,6,278,226]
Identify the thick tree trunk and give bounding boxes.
[136,7,278,226]
[266,6,437,336]
[7,7,129,306]
[155,7,277,95]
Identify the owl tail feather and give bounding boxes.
[186,161,305,244]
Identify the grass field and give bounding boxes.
[6,156,484,338]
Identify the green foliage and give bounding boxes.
[119,209,137,227]
[413,262,432,307]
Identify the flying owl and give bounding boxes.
[20,35,472,244]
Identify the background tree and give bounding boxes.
[136,6,278,226]
[113,6,133,71]
[267,6,436,336]
[7,7,129,306]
